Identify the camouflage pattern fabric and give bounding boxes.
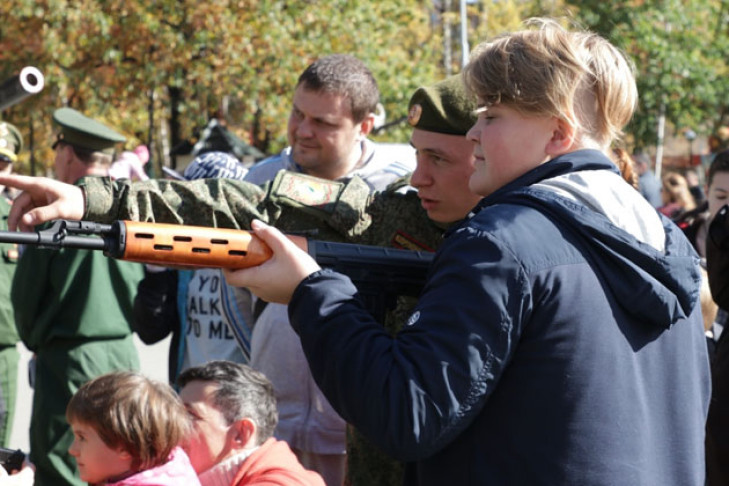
[82,171,370,240]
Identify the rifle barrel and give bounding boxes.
[0,229,108,251]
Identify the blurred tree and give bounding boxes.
[11,0,721,176]
[1,0,450,175]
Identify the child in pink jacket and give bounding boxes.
[66,371,201,486]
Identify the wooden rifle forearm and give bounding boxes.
[120,220,289,268]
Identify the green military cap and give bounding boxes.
[52,107,126,152]
[0,121,22,163]
[407,75,477,136]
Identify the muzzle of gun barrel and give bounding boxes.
[0,66,45,112]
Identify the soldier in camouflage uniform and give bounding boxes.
[0,76,479,486]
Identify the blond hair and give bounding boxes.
[463,18,637,150]
[611,147,639,189]
[67,371,192,472]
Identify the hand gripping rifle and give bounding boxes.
[4,219,433,337]
[0,66,44,111]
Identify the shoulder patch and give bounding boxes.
[391,231,435,252]
[274,172,342,209]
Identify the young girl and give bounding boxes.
[66,371,201,486]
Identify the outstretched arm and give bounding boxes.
[0,171,381,256]
[0,175,84,231]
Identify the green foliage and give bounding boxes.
[7,0,723,172]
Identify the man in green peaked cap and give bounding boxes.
[0,121,22,449]
[11,107,142,486]
[50,108,126,190]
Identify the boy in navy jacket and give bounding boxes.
[229,19,710,485]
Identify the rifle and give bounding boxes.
[0,66,44,112]
[3,219,433,329]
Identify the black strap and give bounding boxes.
[253,298,270,322]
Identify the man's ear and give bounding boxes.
[57,144,70,163]
[358,114,376,138]
[230,418,257,450]
[545,117,576,156]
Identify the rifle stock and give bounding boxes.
[0,67,44,111]
[3,220,433,316]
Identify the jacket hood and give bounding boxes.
[468,149,701,329]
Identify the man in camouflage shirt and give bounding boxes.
[0,75,480,486]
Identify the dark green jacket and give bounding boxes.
[12,246,143,351]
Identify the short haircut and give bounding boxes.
[463,18,637,149]
[708,149,729,187]
[296,54,379,123]
[177,360,278,445]
[66,371,191,472]
[56,140,112,166]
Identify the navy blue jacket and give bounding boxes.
[289,150,710,485]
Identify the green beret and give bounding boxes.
[52,107,126,152]
[407,75,477,136]
[0,121,22,163]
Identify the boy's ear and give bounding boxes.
[545,117,576,156]
[116,448,133,465]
